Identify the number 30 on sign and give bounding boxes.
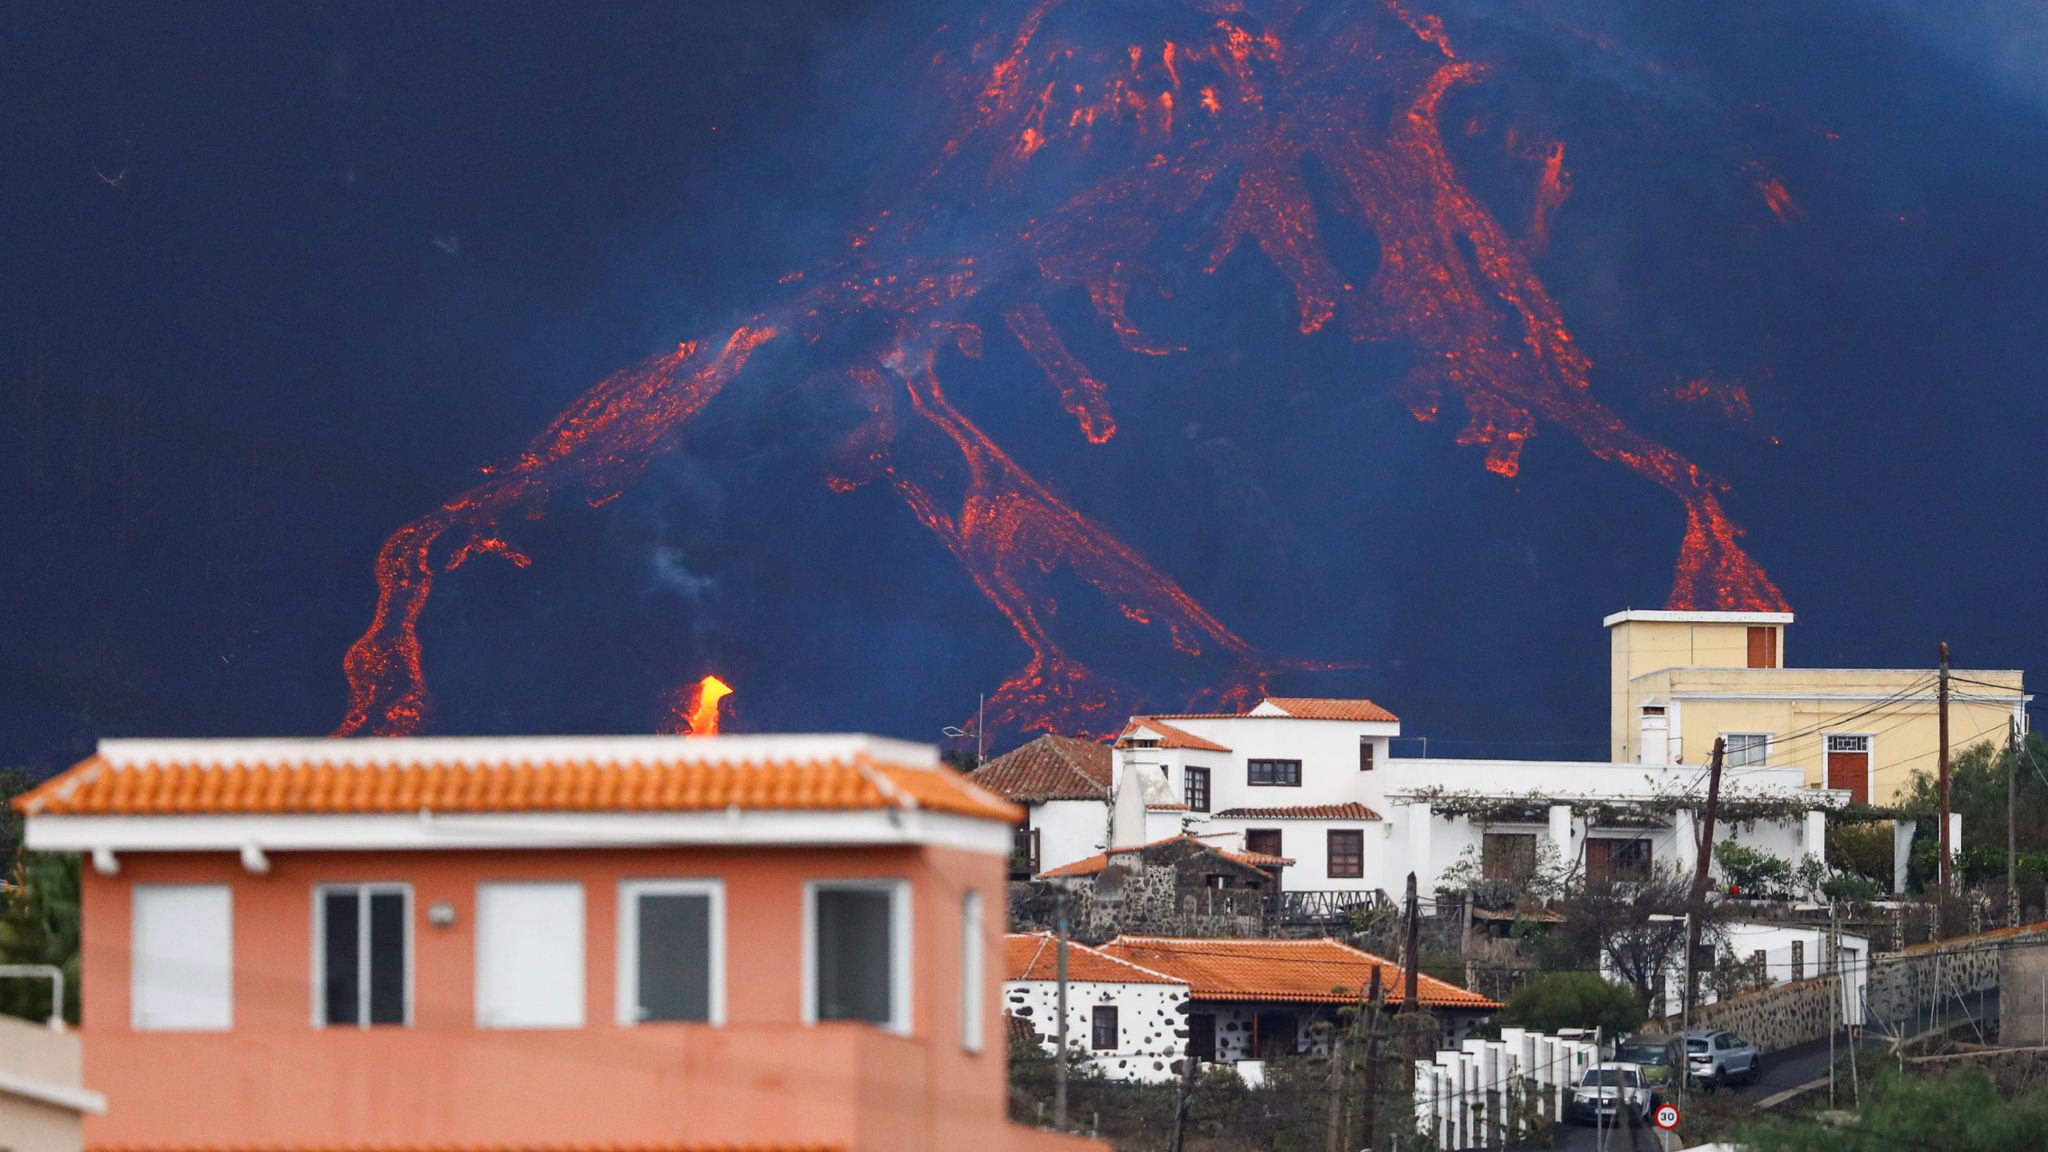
[1653,1103,1681,1130]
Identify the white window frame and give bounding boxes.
[802,878,912,1035]
[132,883,233,1032]
[475,880,586,1030]
[961,890,985,1053]
[311,882,415,1028]
[1723,732,1772,768]
[615,878,725,1027]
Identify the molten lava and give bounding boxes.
[337,0,1788,741]
[668,675,733,737]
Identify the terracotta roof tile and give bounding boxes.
[1115,718,1231,752]
[968,734,1111,802]
[1004,933,1185,984]
[1255,697,1399,722]
[93,1145,844,1152]
[17,737,1019,823]
[1036,833,1292,878]
[1211,802,1383,821]
[1140,697,1400,724]
[1096,936,1499,1010]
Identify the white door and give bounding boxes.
[476,882,585,1028]
[133,885,233,1030]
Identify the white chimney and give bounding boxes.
[1639,701,1670,767]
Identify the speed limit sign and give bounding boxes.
[1653,1103,1681,1130]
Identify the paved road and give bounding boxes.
[1544,989,1998,1152]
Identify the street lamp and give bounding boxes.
[1648,912,1692,1118]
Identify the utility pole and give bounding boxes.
[1404,872,1421,1010]
[1361,964,1384,1152]
[1828,901,1839,1109]
[1326,1023,1344,1152]
[1169,1043,1200,1152]
[1939,641,1953,932]
[1054,884,1071,1131]
[2010,717,2022,928]
[1684,737,1727,1016]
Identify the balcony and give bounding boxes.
[1270,888,1391,929]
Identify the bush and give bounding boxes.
[1714,841,1794,900]
[1499,971,1643,1037]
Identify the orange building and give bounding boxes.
[15,734,1105,1152]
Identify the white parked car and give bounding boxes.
[1568,1062,1652,1126]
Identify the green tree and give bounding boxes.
[1499,971,1642,1037]
[1714,840,1794,899]
[0,765,31,885]
[1739,1068,2048,1151]
[1902,734,2048,889]
[0,851,81,1024]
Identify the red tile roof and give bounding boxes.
[1004,933,1184,985]
[968,733,1111,802]
[1096,936,1499,1010]
[1256,698,1400,722]
[1212,802,1383,821]
[1036,833,1292,878]
[92,1146,844,1152]
[1116,718,1231,752]
[16,736,1020,823]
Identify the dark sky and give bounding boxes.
[3,1,2044,776]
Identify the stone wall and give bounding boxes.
[1660,973,1842,1053]
[2001,941,2048,1046]
[1008,864,1266,944]
[1664,922,2048,1052]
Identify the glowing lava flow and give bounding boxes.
[338,0,1787,740]
[667,675,733,736]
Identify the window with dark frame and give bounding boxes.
[624,883,715,1023]
[1010,827,1040,880]
[1327,830,1364,878]
[1481,833,1538,883]
[1359,740,1375,771]
[1245,828,1283,858]
[1091,1004,1119,1050]
[1587,838,1651,883]
[814,886,896,1025]
[319,885,409,1028]
[1247,758,1302,786]
[1185,766,1211,812]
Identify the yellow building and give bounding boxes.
[1607,610,2029,805]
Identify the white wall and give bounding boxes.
[1003,979,1190,1083]
[1635,922,1871,1021]
[1031,799,1110,874]
[1027,735,1836,898]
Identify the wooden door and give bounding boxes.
[1827,751,1869,804]
[1187,1012,1216,1060]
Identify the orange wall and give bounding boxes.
[81,843,1013,1152]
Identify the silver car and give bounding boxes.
[1568,1062,1652,1125]
[1686,1028,1762,1090]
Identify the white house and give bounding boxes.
[1631,920,1871,1022]
[1004,933,1501,1081]
[979,696,1847,914]
[1003,933,1191,1083]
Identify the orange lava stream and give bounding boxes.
[1003,303,1117,442]
[884,333,1306,734]
[339,0,1787,740]
[336,328,776,736]
[1529,140,1571,253]
[665,675,733,736]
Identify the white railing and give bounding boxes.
[1412,1028,1602,1149]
